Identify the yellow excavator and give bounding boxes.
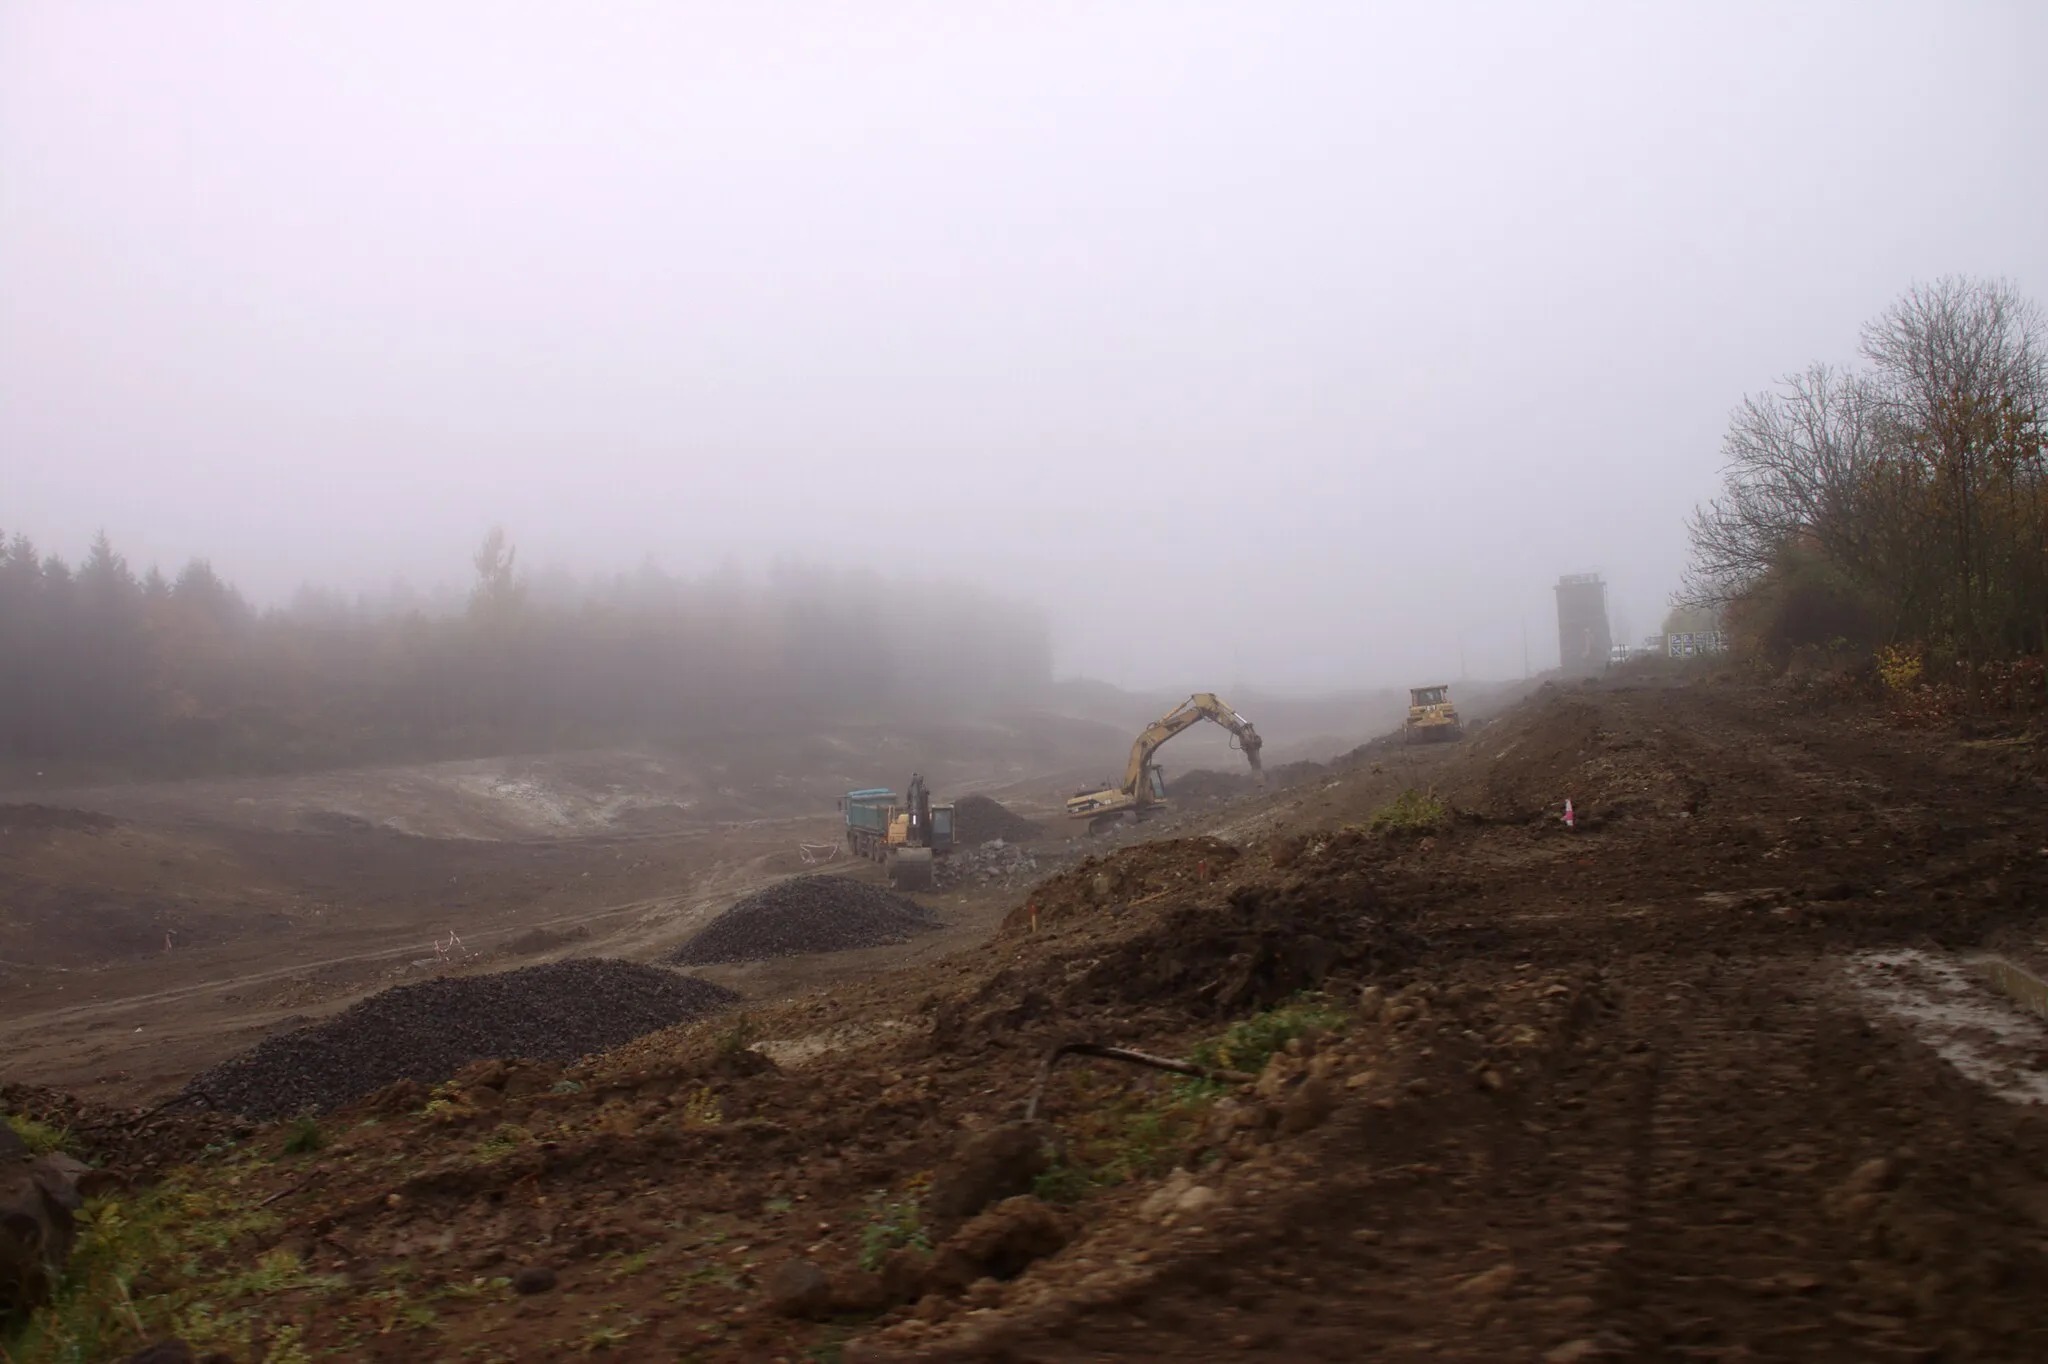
[1066,693,1264,833]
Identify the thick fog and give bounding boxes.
[5,3,2045,690]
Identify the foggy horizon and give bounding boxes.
[7,3,2046,692]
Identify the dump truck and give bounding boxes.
[1404,684,1463,743]
[840,773,954,889]
[1065,693,1263,834]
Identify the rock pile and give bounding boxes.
[952,794,1043,844]
[669,875,940,966]
[936,839,1073,891]
[182,959,736,1120]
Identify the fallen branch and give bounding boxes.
[1024,1041,1257,1121]
[259,1170,326,1207]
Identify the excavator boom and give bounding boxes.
[1066,692,1263,827]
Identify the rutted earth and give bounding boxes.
[0,715,1139,1103]
[12,674,2048,1360]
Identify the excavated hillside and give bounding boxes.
[20,674,2048,1363]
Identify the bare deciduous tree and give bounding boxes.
[1685,278,2048,683]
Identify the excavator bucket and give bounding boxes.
[886,846,934,891]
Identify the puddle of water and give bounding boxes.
[1845,949,2048,1105]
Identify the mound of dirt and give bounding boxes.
[181,959,737,1119]
[1433,686,1704,823]
[984,833,1432,1020]
[669,875,940,966]
[1,1081,246,1175]
[1164,769,1251,801]
[953,794,1042,844]
[0,804,117,835]
[1170,761,1329,805]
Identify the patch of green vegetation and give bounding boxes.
[1368,788,1449,836]
[715,1015,759,1058]
[4,1113,73,1157]
[1038,996,1350,1205]
[605,1250,652,1281]
[433,1276,512,1302]
[582,1315,643,1352]
[3,1179,343,1364]
[281,1115,326,1156]
[474,1123,534,1161]
[1187,994,1347,1081]
[1030,1159,1093,1206]
[857,1189,931,1272]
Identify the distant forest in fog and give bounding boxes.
[0,527,1052,778]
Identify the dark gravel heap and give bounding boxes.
[669,875,940,966]
[182,959,737,1120]
[953,793,1043,844]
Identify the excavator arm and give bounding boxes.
[1118,693,1263,793]
[1067,693,1263,825]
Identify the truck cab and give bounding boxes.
[840,785,954,862]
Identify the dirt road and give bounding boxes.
[0,735,1104,1102]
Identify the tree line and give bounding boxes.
[0,528,1053,777]
[1685,276,2047,694]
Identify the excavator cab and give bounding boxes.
[885,772,941,891]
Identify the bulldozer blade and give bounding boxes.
[887,847,934,891]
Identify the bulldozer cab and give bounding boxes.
[1405,684,1462,744]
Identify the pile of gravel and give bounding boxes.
[669,875,940,966]
[183,959,737,1120]
[953,793,1043,844]
[935,839,1073,891]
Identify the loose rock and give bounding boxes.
[669,876,940,966]
[764,1257,832,1318]
[929,1122,1063,1224]
[182,960,737,1119]
[512,1264,557,1295]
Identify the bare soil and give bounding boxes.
[16,676,2048,1361]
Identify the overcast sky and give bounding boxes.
[4,2,2044,690]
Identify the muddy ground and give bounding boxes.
[13,673,2048,1360]
[0,715,1142,1105]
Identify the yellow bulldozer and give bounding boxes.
[1403,684,1463,743]
[1065,693,1263,834]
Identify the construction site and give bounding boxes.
[2,658,2045,1362]
[6,9,2048,1358]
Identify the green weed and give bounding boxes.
[281,1116,326,1156]
[1030,1159,1093,1206]
[605,1250,652,1281]
[4,1113,72,1157]
[1368,788,1449,836]
[1187,995,1347,1081]
[715,1016,759,1058]
[474,1124,534,1161]
[2,1178,320,1364]
[858,1186,931,1271]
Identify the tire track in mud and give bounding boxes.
[1005,957,2048,1363]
